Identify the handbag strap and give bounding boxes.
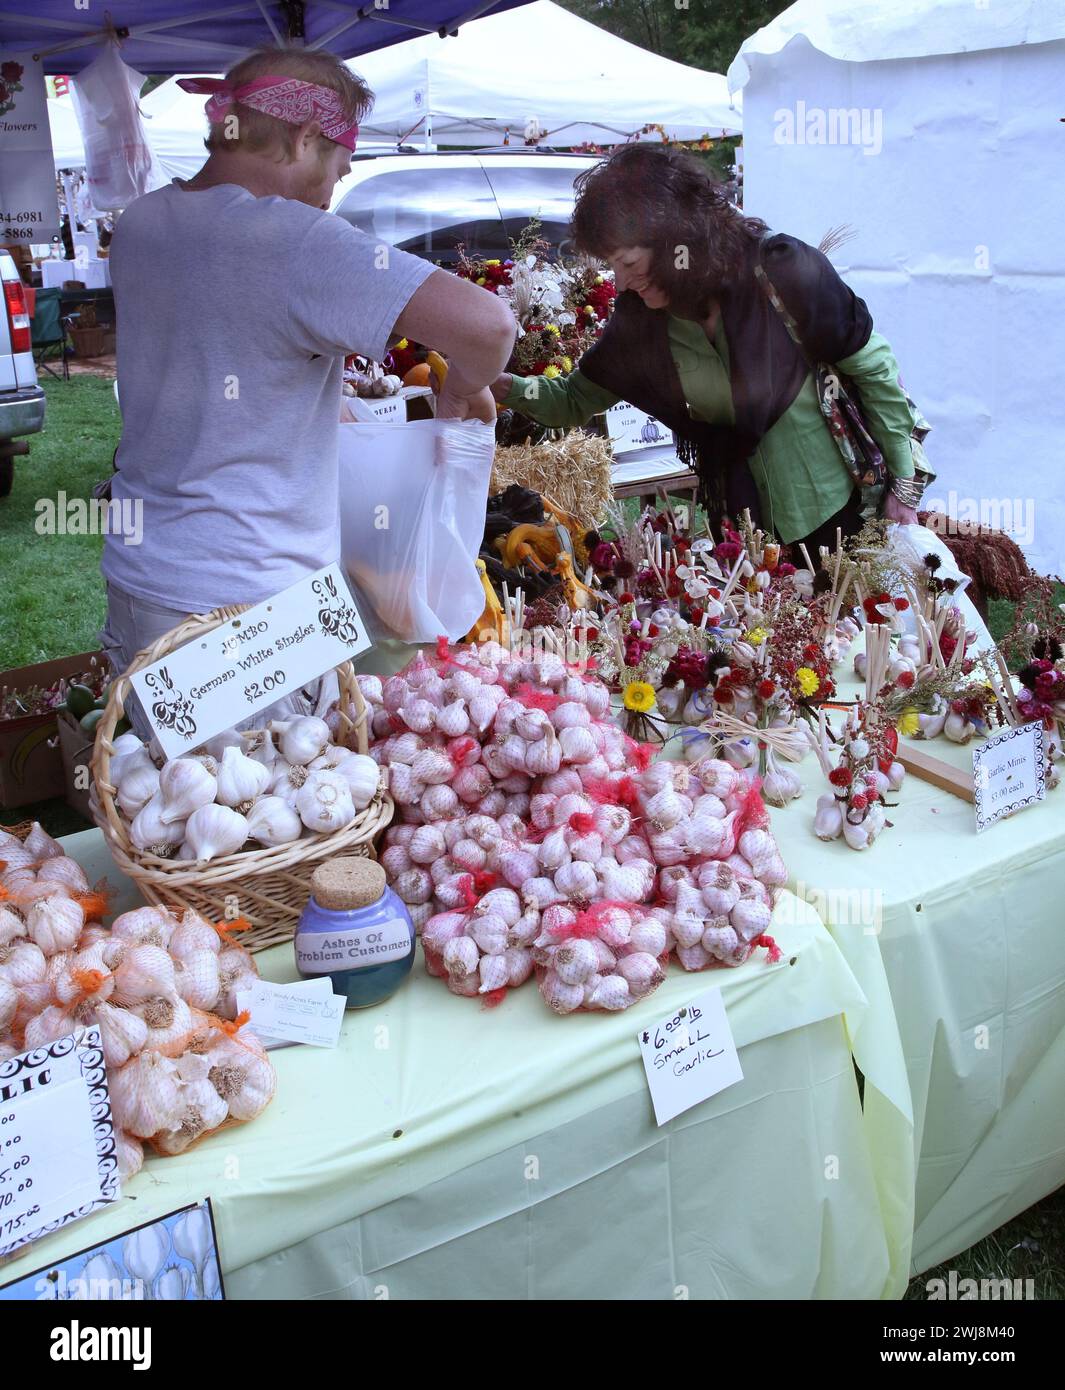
[754,231,819,370]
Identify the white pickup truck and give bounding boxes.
[0,248,45,497]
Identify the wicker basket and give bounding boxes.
[90,605,393,953]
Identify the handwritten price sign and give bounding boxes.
[128,564,372,761]
[0,1028,119,1259]
[638,988,743,1126]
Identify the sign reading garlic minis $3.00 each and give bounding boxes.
[128,565,372,761]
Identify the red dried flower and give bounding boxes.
[757,678,776,699]
[893,597,909,612]
[829,766,852,788]
[618,591,635,604]
[850,792,868,811]
[896,670,915,689]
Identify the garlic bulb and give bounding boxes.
[154,1073,228,1155]
[269,759,311,808]
[26,896,84,957]
[245,796,302,848]
[158,758,218,824]
[270,716,330,766]
[813,794,844,841]
[0,939,47,987]
[184,805,250,862]
[0,976,17,1032]
[116,759,162,819]
[239,728,278,768]
[540,969,584,1014]
[206,1034,276,1121]
[130,793,187,852]
[25,821,63,860]
[173,950,222,1011]
[115,1129,145,1182]
[113,944,177,1006]
[330,752,379,810]
[589,974,632,1010]
[137,994,194,1056]
[96,1001,150,1068]
[110,1051,183,1139]
[215,746,271,808]
[296,770,355,834]
[216,948,259,1020]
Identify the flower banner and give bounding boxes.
[0,51,61,245]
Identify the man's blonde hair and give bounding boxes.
[205,47,373,158]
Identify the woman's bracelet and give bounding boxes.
[888,475,925,509]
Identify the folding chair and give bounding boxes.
[30,287,69,381]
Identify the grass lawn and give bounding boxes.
[0,376,117,670]
[0,377,1061,1294]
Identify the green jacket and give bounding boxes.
[505,315,915,543]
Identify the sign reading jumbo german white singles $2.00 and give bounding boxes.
[128,564,372,761]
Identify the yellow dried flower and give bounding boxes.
[897,707,920,737]
[795,667,820,697]
[623,681,656,713]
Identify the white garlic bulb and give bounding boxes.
[113,943,177,1006]
[295,770,356,834]
[215,746,271,808]
[109,1049,183,1139]
[26,896,84,957]
[184,805,250,862]
[270,716,330,766]
[96,1001,149,1069]
[130,793,187,852]
[239,728,278,768]
[245,795,302,848]
[205,1033,276,1121]
[115,759,162,819]
[158,758,218,824]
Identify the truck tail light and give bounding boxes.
[4,277,31,353]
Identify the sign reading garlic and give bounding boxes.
[129,564,372,762]
[0,1027,119,1258]
[637,987,744,1127]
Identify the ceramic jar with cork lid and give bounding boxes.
[295,857,415,1008]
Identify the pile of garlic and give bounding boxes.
[0,823,276,1176]
[363,643,786,1014]
[106,717,382,862]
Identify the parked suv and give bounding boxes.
[0,250,45,497]
[330,150,599,265]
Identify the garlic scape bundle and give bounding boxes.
[109,717,383,862]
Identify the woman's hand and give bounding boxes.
[883,489,919,527]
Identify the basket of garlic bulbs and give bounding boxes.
[89,606,394,954]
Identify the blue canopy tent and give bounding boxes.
[0,0,531,72]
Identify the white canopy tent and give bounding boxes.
[728,0,1065,578]
[348,0,741,146]
[73,0,738,163]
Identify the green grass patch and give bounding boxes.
[0,377,119,670]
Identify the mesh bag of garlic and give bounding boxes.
[362,640,786,1014]
[0,823,277,1177]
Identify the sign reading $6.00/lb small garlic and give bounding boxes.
[637,987,743,1127]
[128,564,372,761]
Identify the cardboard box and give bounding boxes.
[0,652,103,808]
[56,709,96,821]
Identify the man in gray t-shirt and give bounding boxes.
[101,47,514,674]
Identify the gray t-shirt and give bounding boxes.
[104,181,435,611]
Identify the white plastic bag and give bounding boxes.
[885,522,995,653]
[69,42,165,210]
[339,416,495,643]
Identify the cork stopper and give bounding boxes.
[311,857,386,912]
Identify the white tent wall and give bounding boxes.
[732,21,1065,580]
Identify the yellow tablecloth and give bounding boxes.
[755,657,1065,1275]
[0,830,895,1299]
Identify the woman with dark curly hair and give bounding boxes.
[490,144,923,552]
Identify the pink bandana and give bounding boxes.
[177,75,360,150]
